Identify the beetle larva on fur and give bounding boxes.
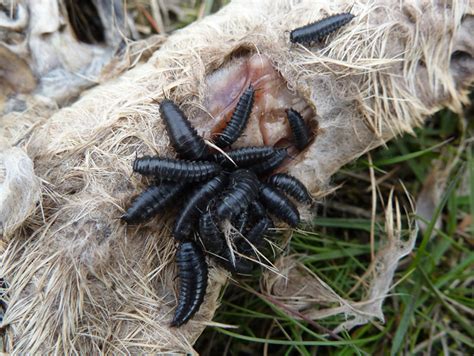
[173,174,228,241]
[215,169,260,220]
[213,85,255,148]
[171,241,208,327]
[160,99,210,160]
[248,148,288,176]
[259,183,300,227]
[198,210,225,253]
[211,146,276,168]
[267,173,313,204]
[122,182,188,224]
[289,12,355,45]
[238,217,272,254]
[133,156,222,182]
[286,108,311,151]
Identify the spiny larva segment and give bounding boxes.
[267,173,313,204]
[160,99,209,160]
[286,108,311,151]
[173,174,228,241]
[211,146,276,168]
[290,12,355,45]
[122,182,188,224]
[171,241,208,327]
[213,85,255,148]
[199,211,225,254]
[249,148,288,176]
[216,169,260,221]
[133,156,221,182]
[259,183,300,227]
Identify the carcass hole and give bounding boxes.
[202,51,318,167]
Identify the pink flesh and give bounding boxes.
[198,54,317,160]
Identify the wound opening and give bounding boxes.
[204,52,318,163]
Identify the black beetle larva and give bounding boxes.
[249,148,288,176]
[199,211,225,254]
[289,12,355,45]
[259,183,300,227]
[238,217,272,254]
[215,169,260,221]
[246,217,272,245]
[160,99,210,160]
[133,156,221,182]
[267,173,313,204]
[171,241,208,327]
[286,108,311,151]
[211,146,276,168]
[173,174,228,241]
[122,182,188,224]
[214,85,255,148]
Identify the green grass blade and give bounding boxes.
[390,281,422,356]
[468,146,474,236]
[374,139,450,166]
[215,328,382,346]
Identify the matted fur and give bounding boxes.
[0,0,473,353]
